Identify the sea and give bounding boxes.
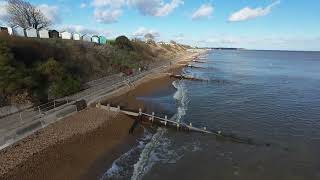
[101,50,320,180]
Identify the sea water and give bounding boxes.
[103,50,320,180]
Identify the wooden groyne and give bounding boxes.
[186,64,206,69]
[192,60,206,63]
[96,104,290,150]
[170,74,206,81]
[96,103,212,134]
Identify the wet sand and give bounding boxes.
[0,49,207,180]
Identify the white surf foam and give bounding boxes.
[172,80,189,123]
[100,130,153,180]
[129,80,190,180]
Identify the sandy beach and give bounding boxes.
[0,49,207,180]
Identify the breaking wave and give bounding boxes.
[129,80,189,180]
[103,80,190,180]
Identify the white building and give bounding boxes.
[25,27,37,38]
[60,31,72,39]
[81,34,91,42]
[12,25,25,37]
[38,29,49,38]
[91,35,99,43]
[73,33,81,40]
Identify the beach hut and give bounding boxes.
[49,30,59,38]
[60,31,72,39]
[81,34,91,42]
[99,36,107,44]
[72,33,81,40]
[91,35,99,44]
[25,27,37,38]
[12,25,25,37]
[38,29,49,38]
[7,27,13,35]
[0,27,9,35]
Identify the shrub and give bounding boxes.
[49,75,80,99]
[37,58,64,81]
[115,36,133,50]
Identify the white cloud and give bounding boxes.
[59,24,112,36]
[228,1,280,22]
[37,4,60,23]
[80,3,87,8]
[94,8,122,23]
[128,0,183,17]
[133,27,160,37]
[174,33,185,41]
[0,1,8,21]
[92,0,126,8]
[92,0,126,24]
[191,4,213,20]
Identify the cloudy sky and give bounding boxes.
[0,0,319,51]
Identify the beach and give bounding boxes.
[0,49,207,180]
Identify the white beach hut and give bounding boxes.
[7,27,13,35]
[81,34,91,42]
[73,33,81,40]
[25,27,37,38]
[91,35,99,43]
[38,29,49,38]
[60,31,72,39]
[12,25,25,37]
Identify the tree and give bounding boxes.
[144,33,155,41]
[0,41,35,102]
[5,0,51,30]
[115,36,133,50]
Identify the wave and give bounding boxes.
[103,79,190,180]
[129,80,190,180]
[100,130,153,180]
[172,80,189,123]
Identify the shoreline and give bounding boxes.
[0,49,209,180]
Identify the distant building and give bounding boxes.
[38,29,49,38]
[25,27,37,38]
[49,30,59,38]
[91,35,99,44]
[81,34,91,42]
[60,31,72,39]
[12,25,25,37]
[73,33,81,40]
[99,36,107,44]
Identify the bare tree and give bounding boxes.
[144,33,155,41]
[5,0,51,30]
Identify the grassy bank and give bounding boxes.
[0,33,189,106]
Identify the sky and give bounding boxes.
[0,0,320,51]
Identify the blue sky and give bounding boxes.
[1,0,320,51]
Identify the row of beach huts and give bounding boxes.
[0,25,108,44]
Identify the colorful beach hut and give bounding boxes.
[73,33,81,40]
[38,29,49,38]
[0,27,9,35]
[12,25,25,37]
[49,30,59,38]
[25,27,37,38]
[91,35,99,44]
[81,34,91,42]
[99,36,107,44]
[60,31,72,39]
